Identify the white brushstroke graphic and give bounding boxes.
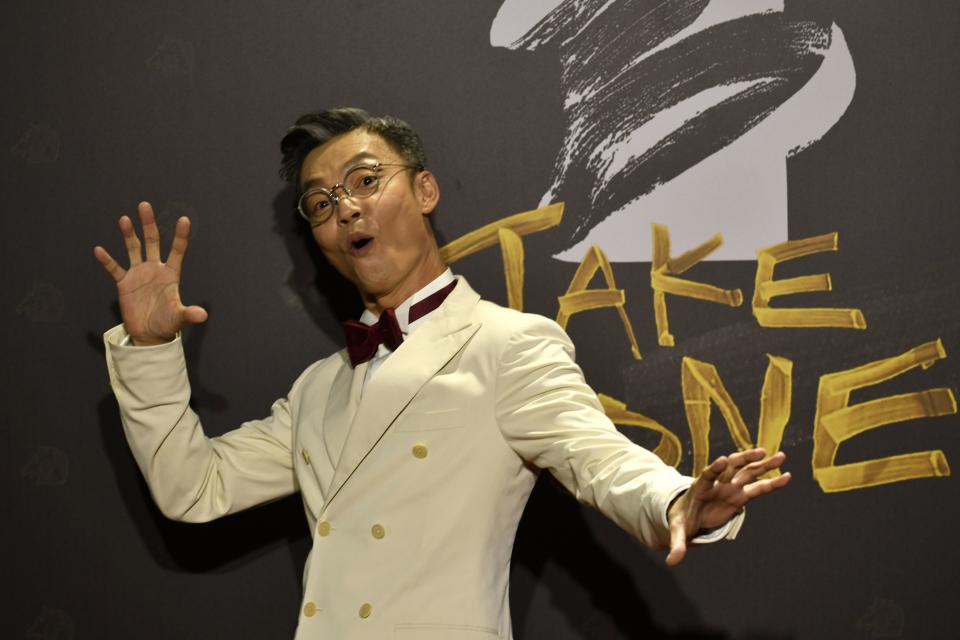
[491,0,856,261]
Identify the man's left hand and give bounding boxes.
[666,448,790,566]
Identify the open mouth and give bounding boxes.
[348,232,374,252]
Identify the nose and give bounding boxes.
[335,191,362,225]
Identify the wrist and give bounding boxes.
[129,334,175,347]
[667,489,687,520]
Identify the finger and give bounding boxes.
[138,202,162,262]
[719,448,767,483]
[743,471,792,500]
[182,305,208,325]
[726,448,767,470]
[687,456,729,504]
[118,215,142,265]
[718,460,740,484]
[665,519,688,566]
[733,451,787,487]
[166,216,191,274]
[749,450,787,475]
[698,455,729,485]
[93,246,127,283]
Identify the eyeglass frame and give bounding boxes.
[295,161,424,227]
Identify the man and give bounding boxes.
[94,108,790,639]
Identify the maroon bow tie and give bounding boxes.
[342,280,457,367]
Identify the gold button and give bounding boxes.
[301,449,311,465]
[371,524,385,539]
[359,603,372,619]
[303,601,317,617]
[317,521,331,537]
[412,444,428,459]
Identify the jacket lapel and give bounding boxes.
[322,358,367,473]
[321,278,482,513]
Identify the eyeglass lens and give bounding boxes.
[300,165,381,220]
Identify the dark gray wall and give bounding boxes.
[4,1,959,638]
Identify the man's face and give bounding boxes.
[299,129,441,306]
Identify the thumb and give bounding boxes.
[182,305,209,325]
[665,519,687,566]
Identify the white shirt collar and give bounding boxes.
[357,268,455,336]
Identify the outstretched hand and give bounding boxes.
[665,448,790,566]
[93,201,207,345]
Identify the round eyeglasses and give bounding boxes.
[296,162,422,227]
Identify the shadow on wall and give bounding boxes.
[271,184,363,342]
[89,325,310,580]
[95,391,310,571]
[269,182,451,339]
[512,476,799,639]
[511,475,734,640]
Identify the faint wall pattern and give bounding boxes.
[16,281,65,324]
[146,35,196,78]
[856,597,905,639]
[25,607,74,640]
[21,446,70,487]
[10,123,60,165]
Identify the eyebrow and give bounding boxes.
[299,152,379,192]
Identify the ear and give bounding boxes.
[415,170,440,215]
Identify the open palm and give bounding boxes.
[666,448,791,566]
[94,202,207,345]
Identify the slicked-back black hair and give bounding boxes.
[279,107,427,186]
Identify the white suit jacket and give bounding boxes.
[104,277,739,639]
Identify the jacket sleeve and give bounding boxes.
[493,314,742,548]
[104,324,299,523]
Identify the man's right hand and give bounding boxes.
[94,201,208,346]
